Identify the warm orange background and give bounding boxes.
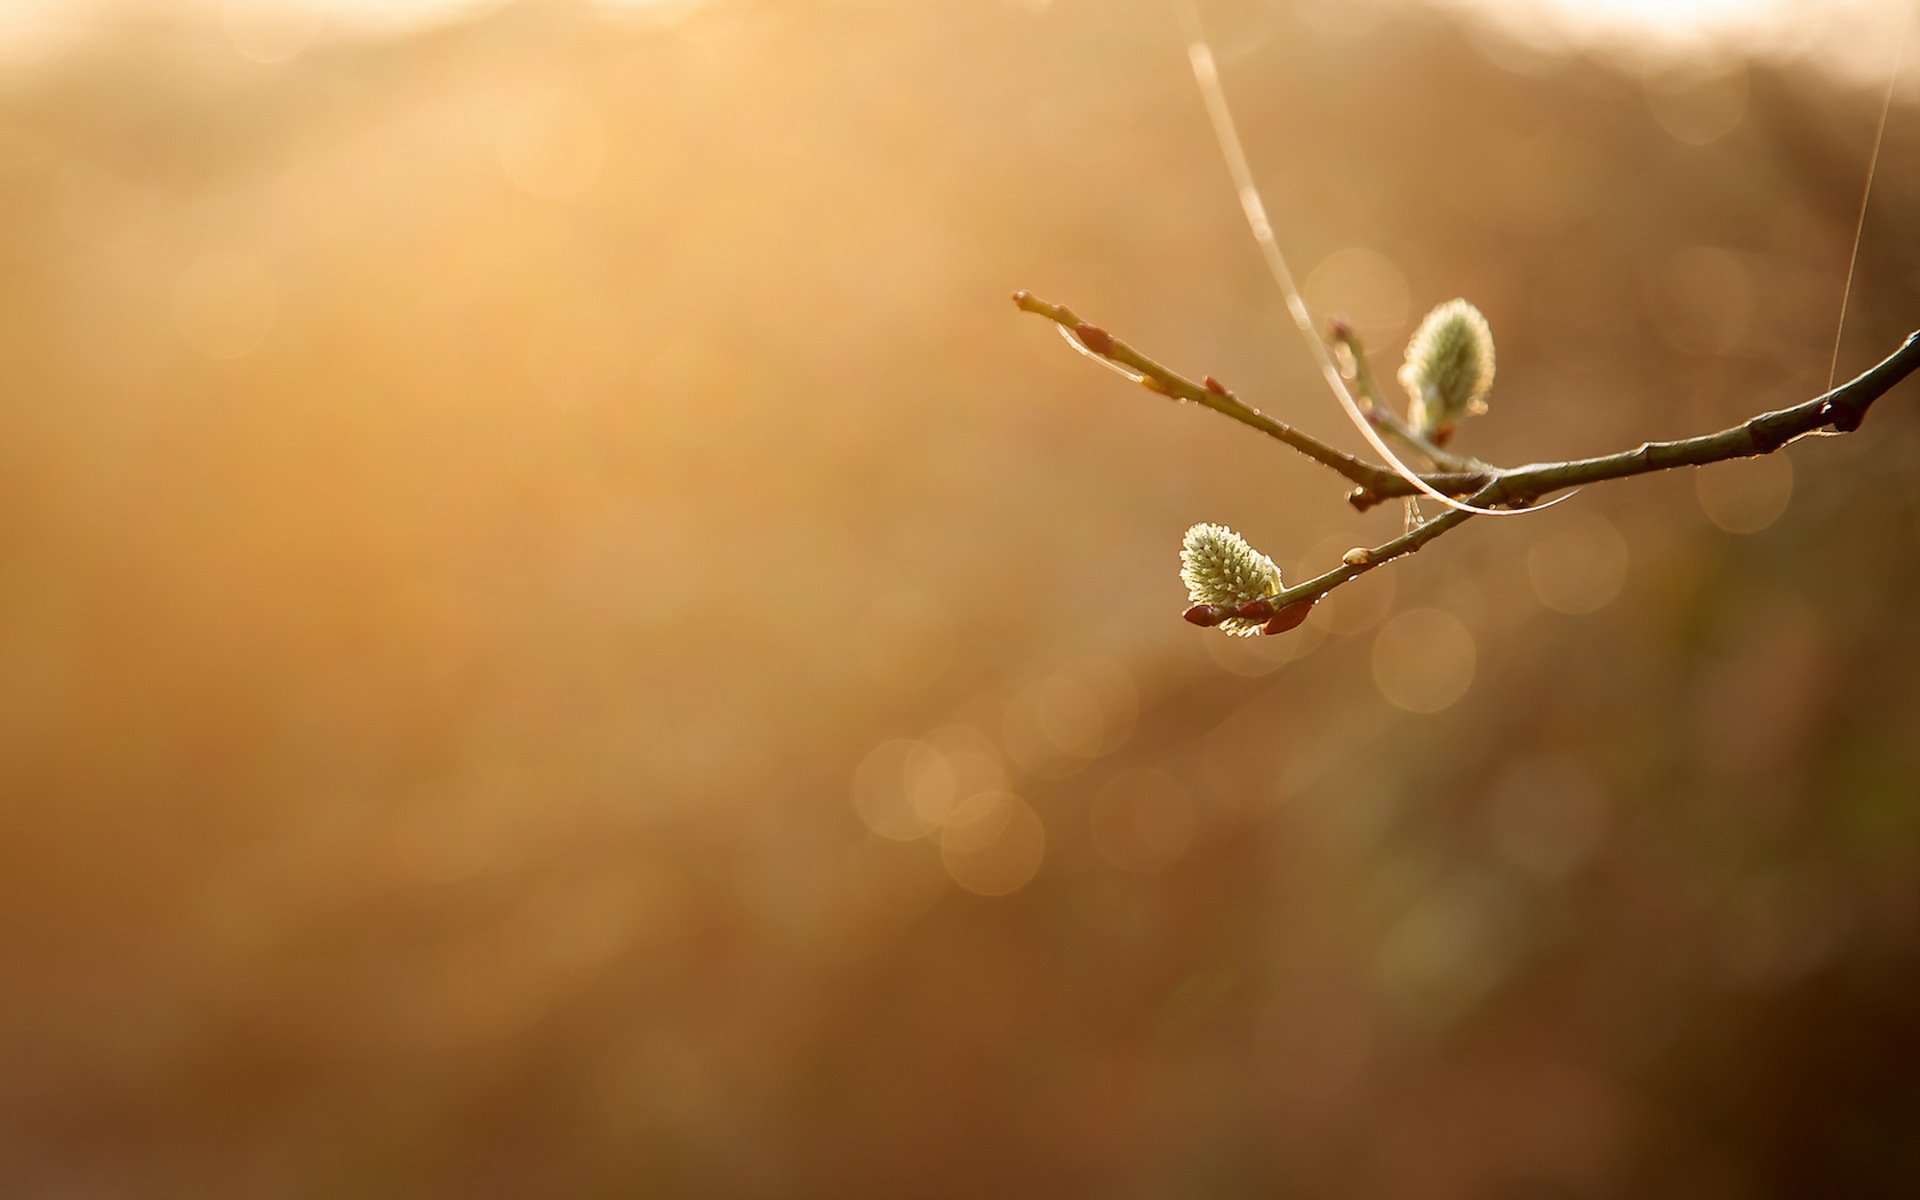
[3,1,1918,1195]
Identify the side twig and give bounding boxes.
[1332,323,1493,475]
[1012,291,1416,498]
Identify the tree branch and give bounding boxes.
[1016,288,1920,621]
[1347,330,1920,511]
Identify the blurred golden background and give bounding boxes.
[2,0,1919,1195]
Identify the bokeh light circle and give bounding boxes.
[1642,58,1748,145]
[1695,454,1793,534]
[1303,245,1411,339]
[852,739,954,842]
[940,791,1045,897]
[1526,512,1630,614]
[1371,607,1478,713]
[1001,658,1137,776]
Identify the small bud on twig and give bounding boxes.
[1822,399,1865,433]
[1183,603,1226,627]
[1342,548,1371,566]
[1204,375,1230,396]
[1074,323,1116,357]
[1260,600,1316,635]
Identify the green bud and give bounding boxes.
[1180,523,1283,637]
[1398,298,1495,437]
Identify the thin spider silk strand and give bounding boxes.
[1180,14,1570,518]
[1828,8,1912,392]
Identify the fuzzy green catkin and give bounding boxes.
[1180,523,1283,636]
[1399,298,1495,436]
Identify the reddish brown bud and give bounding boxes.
[1183,603,1225,627]
[1260,600,1317,636]
[1234,598,1276,621]
[1431,424,1455,448]
[1328,317,1354,342]
[1204,375,1229,396]
[1825,400,1864,433]
[1073,323,1115,357]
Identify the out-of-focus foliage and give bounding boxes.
[2,0,1918,1196]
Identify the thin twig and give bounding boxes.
[1012,291,1409,496]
